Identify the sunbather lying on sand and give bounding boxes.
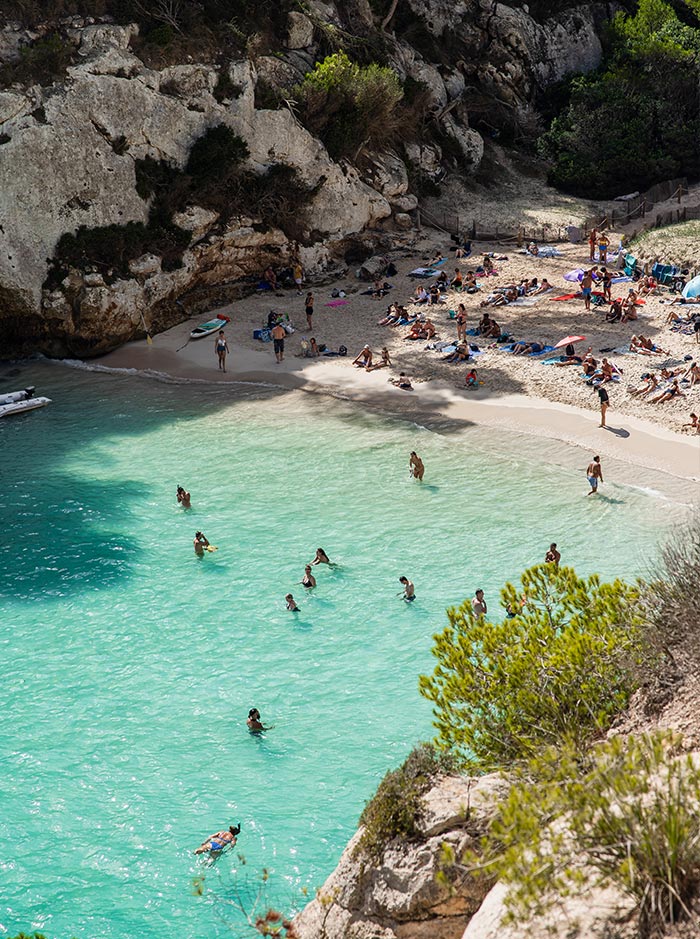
[478,314,501,337]
[512,341,545,355]
[443,341,471,362]
[650,379,685,403]
[377,304,400,326]
[628,373,659,396]
[530,278,553,295]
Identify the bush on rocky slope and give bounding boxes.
[419,564,644,772]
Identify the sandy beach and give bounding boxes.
[98,229,700,481]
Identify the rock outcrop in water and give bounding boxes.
[0,2,609,356]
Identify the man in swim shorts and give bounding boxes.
[587,455,603,495]
[286,593,299,611]
[399,576,415,601]
[195,823,241,855]
[271,322,286,363]
[194,531,210,556]
[545,543,561,566]
[409,452,425,480]
[581,269,593,311]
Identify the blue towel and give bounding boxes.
[528,344,555,356]
[465,327,479,336]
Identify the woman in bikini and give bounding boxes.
[215,331,229,372]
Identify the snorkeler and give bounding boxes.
[194,531,210,556]
[194,823,241,855]
[177,486,191,508]
[300,566,316,589]
[285,594,300,611]
[399,576,415,601]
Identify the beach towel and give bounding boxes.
[528,345,555,356]
[465,327,479,336]
[537,246,561,258]
[509,298,539,307]
[551,293,580,301]
[325,299,349,307]
[409,267,438,278]
[611,276,632,285]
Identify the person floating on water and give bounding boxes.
[300,565,316,588]
[409,451,425,481]
[311,548,331,566]
[194,823,241,855]
[545,543,561,566]
[399,576,415,602]
[286,593,299,611]
[247,707,272,733]
[587,455,603,495]
[177,486,191,508]
[194,531,210,556]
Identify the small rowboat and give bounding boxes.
[0,388,51,418]
[189,314,230,340]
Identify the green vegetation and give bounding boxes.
[0,32,75,85]
[539,0,700,197]
[356,743,457,863]
[419,564,643,772]
[293,51,403,161]
[470,732,700,937]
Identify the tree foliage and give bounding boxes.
[293,51,403,160]
[419,564,643,772]
[539,0,700,197]
[470,732,700,938]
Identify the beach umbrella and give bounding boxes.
[682,274,700,299]
[564,268,584,282]
[554,335,586,349]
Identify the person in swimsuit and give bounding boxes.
[587,455,603,495]
[271,323,286,363]
[305,292,314,330]
[311,548,331,565]
[581,269,593,311]
[650,379,685,404]
[465,368,478,387]
[177,486,191,508]
[471,589,487,616]
[597,385,609,427]
[399,576,415,601]
[353,345,373,368]
[545,543,561,566]
[300,566,316,589]
[588,228,597,261]
[194,531,210,556]
[195,823,241,855]
[247,708,271,733]
[215,331,229,372]
[285,593,299,611]
[409,451,425,480]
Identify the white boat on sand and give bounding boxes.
[0,386,52,418]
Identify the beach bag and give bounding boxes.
[338,345,347,356]
[386,262,397,277]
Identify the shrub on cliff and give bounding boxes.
[356,743,457,863]
[419,564,643,772]
[539,0,700,197]
[470,732,700,937]
[293,51,403,161]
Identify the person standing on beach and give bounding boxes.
[215,330,229,372]
[587,456,603,495]
[305,292,314,331]
[545,543,561,566]
[581,269,593,311]
[456,303,467,342]
[588,228,597,261]
[472,589,487,616]
[271,322,286,363]
[409,451,425,481]
[597,384,610,427]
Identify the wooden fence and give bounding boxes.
[416,206,568,244]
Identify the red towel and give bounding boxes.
[550,293,580,301]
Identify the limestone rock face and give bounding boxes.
[292,774,506,939]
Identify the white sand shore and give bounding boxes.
[98,305,700,481]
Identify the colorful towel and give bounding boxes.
[325,299,349,307]
[550,293,580,301]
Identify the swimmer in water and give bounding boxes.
[409,451,424,481]
[177,486,191,508]
[300,565,316,588]
[194,823,241,855]
[285,593,299,611]
[194,531,210,556]
[399,576,415,601]
[247,707,272,733]
[544,543,561,566]
[311,548,331,566]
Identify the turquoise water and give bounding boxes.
[0,361,691,939]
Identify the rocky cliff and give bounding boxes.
[0,1,609,356]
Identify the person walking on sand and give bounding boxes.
[271,322,286,363]
[597,384,609,427]
[545,543,561,566]
[305,291,314,331]
[581,269,593,311]
[215,330,229,372]
[409,451,425,481]
[587,455,603,495]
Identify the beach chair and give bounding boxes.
[624,254,637,277]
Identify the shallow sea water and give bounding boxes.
[0,361,692,939]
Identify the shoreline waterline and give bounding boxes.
[52,337,700,482]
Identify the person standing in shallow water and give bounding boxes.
[177,486,191,508]
[471,589,487,616]
[409,451,424,480]
[545,543,561,566]
[399,576,415,601]
[215,330,229,372]
[587,455,603,495]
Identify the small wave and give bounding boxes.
[54,358,278,389]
